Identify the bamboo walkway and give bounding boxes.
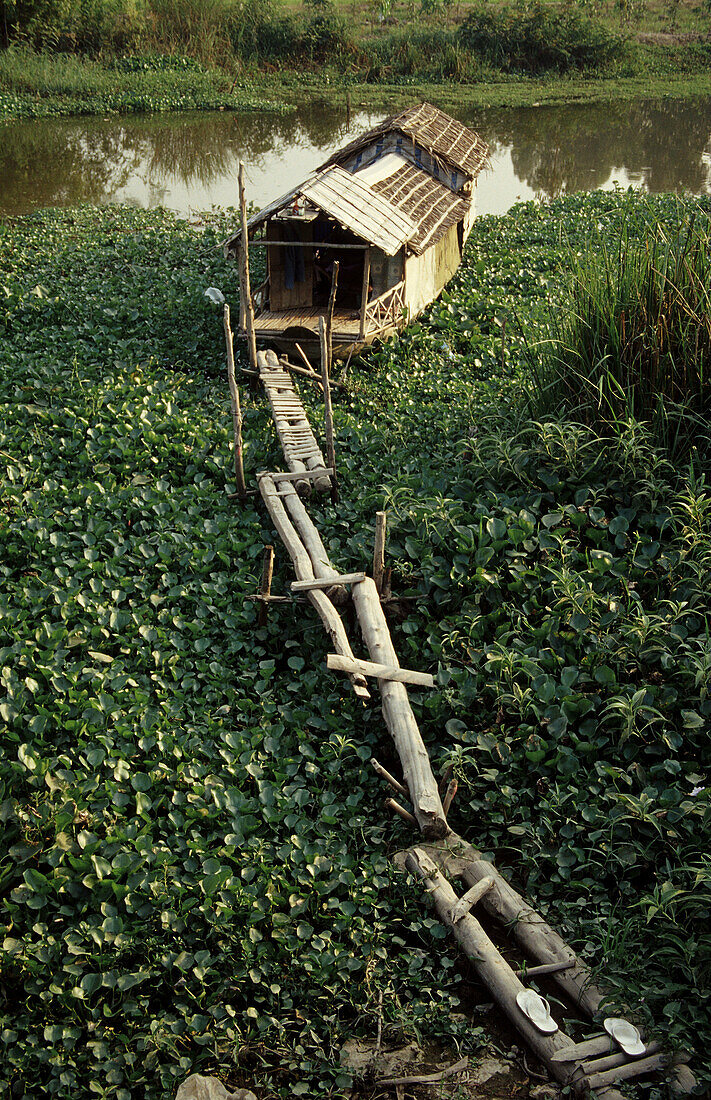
[258,349,331,495]
[243,355,696,1100]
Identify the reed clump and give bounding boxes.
[535,205,711,455]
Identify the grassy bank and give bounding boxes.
[0,0,710,121]
[1,47,710,121]
[1,192,710,1098]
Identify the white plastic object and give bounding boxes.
[516,989,559,1034]
[204,287,225,305]
[604,1017,646,1056]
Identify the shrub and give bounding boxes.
[456,0,625,73]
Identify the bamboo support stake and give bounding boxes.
[359,247,371,341]
[442,778,458,817]
[258,475,369,699]
[371,758,409,798]
[385,798,417,826]
[373,511,387,596]
[351,576,448,839]
[238,161,258,372]
[223,304,247,501]
[326,260,339,358]
[319,316,338,503]
[257,545,274,628]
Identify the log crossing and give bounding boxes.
[239,343,695,1100]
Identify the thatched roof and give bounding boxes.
[224,165,417,258]
[320,102,489,182]
[368,159,470,253]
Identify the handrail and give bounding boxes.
[363,281,405,334]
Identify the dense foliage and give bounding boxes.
[533,205,711,450]
[1,192,710,1098]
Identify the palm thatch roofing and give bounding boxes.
[320,102,489,182]
[225,165,417,257]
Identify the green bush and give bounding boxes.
[456,0,625,73]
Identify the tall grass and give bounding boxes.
[533,202,711,455]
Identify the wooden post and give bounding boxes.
[223,304,247,501]
[319,316,338,503]
[238,160,258,373]
[359,247,371,341]
[258,545,274,627]
[326,260,339,361]
[373,511,386,595]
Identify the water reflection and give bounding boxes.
[0,97,710,219]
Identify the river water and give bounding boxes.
[1,96,710,219]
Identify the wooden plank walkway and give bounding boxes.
[247,362,696,1100]
[257,348,331,494]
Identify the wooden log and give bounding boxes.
[278,484,346,601]
[292,572,366,592]
[550,1036,613,1062]
[581,1042,662,1076]
[351,577,448,839]
[258,475,369,699]
[373,511,387,596]
[238,161,258,372]
[257,544,274,628]
[404,848,577,1080]
[371,758,408,797]
[441,836,604,1018]
[585,1052,668,1091]
[223,304,247,500]
[327,653,434,688]
[319,316,338,503]
[449,876,495,923]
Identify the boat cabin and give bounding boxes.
[224,103,489,355]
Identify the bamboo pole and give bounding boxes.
[359,247,371,341]
[373,511,386,596]
[223,304,247,501]
[319,316,338,503]
[351,577,448,839]
[371,758,408,797]
[238,160,258,372]
[257,545,274,628]
[326,260,339,358]
[258,475,369,699]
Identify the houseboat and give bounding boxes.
[224,102,489,356]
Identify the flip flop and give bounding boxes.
[604,1017,646,1057]
[516,989,559,1034]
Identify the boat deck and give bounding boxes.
[253,308,363,341]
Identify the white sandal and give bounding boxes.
[516,989,559,1034]
[604,1017,646,1056]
